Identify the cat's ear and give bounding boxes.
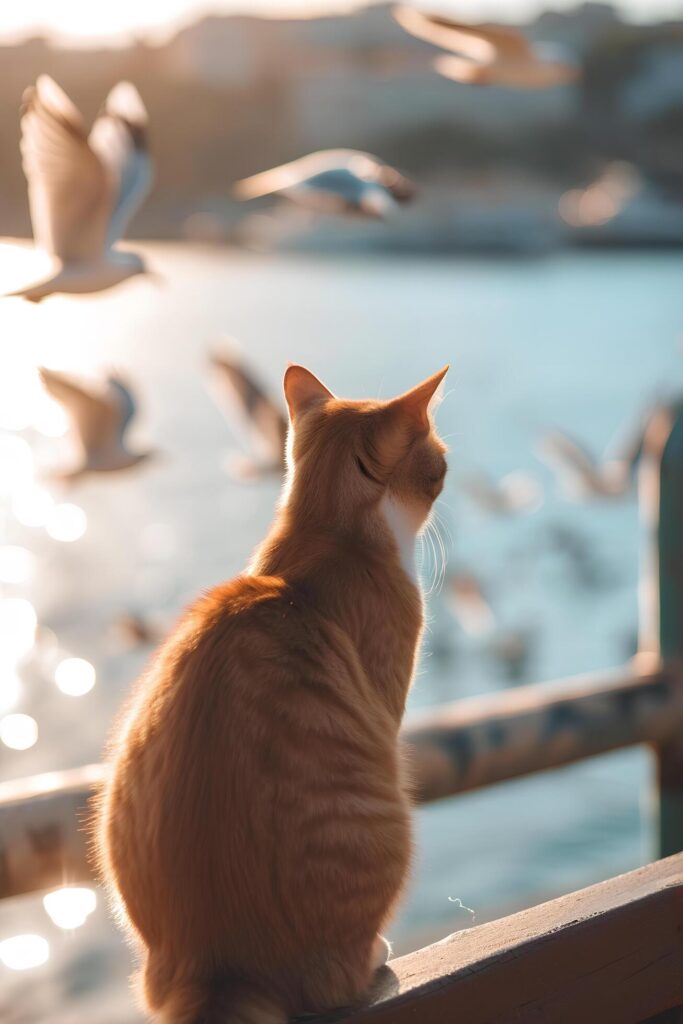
[389,366,449,434]
[371,366,449,473]
[283,365,334,422]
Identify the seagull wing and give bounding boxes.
[433,54,489,85]
[21,76,113,263]
[393,7,531,63]
[538,430,603,493]
[89,82,152,246]
[426,14,533,60]
[39,368,120,458]
[234,155,335,200]
[233,150,379,200]
[106,378,138,444]
[208,352,287,467]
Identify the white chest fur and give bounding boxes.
[381,495,419,584]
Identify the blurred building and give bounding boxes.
[0,2,681,242]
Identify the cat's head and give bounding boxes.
[282,364,448,532]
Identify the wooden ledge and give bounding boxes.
[314,854,683,1023]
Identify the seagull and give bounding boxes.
[537,430,633,501]
[6,76,154,301]
[490,628,534,682]
[233,149,416,220]
[207,349,288,480]
[446,571,495,637]
[392,7,578,89]
[463,471,543,516]
[112,611,163,649]
[39,368,154,479]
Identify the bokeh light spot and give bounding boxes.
[55,657,96,697]
[43,887,97,930]
[0,545,35,584]
[0,934,49,971]
[0,713,38,750]
[12,485,55,528]
[0,597,37,660]
[0,436,33,497]
[45,503,87,542]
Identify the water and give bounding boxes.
[0,244,681,1020]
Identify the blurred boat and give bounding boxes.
[5,76,155,301]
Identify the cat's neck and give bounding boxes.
[250,501,424,723]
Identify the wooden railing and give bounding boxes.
[1,401,683,1019]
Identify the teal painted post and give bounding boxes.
[652,401,683,857]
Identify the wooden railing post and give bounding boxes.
[641,400,683,857]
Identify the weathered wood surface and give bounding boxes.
[313,854,683,1023]
[1,664,683,899]
[405,661,683,803]
[0,765,104,899]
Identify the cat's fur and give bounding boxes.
[97,364,448,1023]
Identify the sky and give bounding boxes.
[0,0,681,47]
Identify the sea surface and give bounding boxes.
[0,244,682,1021]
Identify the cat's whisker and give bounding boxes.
[426,510,449,596]
[424,520,437,596]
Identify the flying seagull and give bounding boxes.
[7,76,154,301]
[207,349,288,480]
[234,149,416,220]
[446,571,495,637]
[462,471,543,516]
[537,431,632,500]
[392,7,577,89]
[111,611,164,649]
[39,368,154,479]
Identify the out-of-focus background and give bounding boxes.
[0,2,682,1021]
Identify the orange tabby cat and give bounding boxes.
[97,364,448,1023]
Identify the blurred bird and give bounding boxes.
[6,76,154,301]
[463,470,543,516]
[558,161,641,229]
[39,368,154,479]
[490,628,534,683]
[537,430,634,500]
[234,149,416,220]
[446,571,495,637]
[544,522,616,591]
[207,349,288,480]
[112,611,163,649]
[393,7,577,89]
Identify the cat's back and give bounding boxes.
[104,568,398,852]
[101,570,405,957]
[115,571,372,762]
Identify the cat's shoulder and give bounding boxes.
[196,574,292,620]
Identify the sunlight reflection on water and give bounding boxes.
[42,888,97,931]
[54,656,96,696]
[0,597,37,660]
[45,503,87,542]
[0,933,49,971]
[0,712,38,750]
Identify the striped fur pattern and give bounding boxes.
[97,365,448,1023]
